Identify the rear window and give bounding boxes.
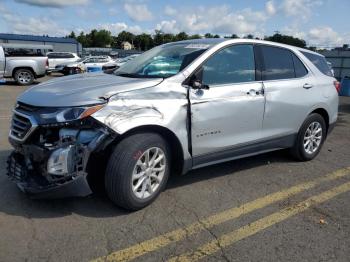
[301,51,333,77]
[260,46,295,80]
[4,48,45,57]
[47,53,75,59]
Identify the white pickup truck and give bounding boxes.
[0,44,49,85]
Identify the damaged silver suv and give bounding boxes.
[7,39,338,210]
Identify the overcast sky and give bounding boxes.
[0,0,348,47]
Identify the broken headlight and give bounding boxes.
[40,105,105,123]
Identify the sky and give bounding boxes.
[0,0,348,47]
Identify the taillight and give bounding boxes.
[46,58,49,67]
[334,81,341,93]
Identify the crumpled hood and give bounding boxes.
[18,72,163,107]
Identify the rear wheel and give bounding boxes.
[291,113,326,161]
[105,133,170,210]
[14,69,34,86]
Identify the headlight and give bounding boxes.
[40,104,105,123]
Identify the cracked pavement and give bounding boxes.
[0,77,350,262]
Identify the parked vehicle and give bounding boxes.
[47,52,80,73]
[61,56,113,75]
[103,54,140,74]
[0,44,49,85]
[7,39,338,210]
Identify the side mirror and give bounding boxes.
[190,67,210,90]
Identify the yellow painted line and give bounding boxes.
[92,168,350,262]
[169,180,350,261]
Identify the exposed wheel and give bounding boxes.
[14,69,34,86]
[105,133,170,210]
[291,113,326,161]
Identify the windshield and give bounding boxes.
[114,43,209,78]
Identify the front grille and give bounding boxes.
[16,102,40,113]
[9,110,37,142]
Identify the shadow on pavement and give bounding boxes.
[0,148,293,219]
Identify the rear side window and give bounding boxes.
[48,53,75,59]
[202,44,256,85]
[4,48,44,57]
[292,54,308,78]
[260,46,295,80]
[301,51,333,76]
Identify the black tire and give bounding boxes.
[14,69,35,86]
[290,113,327,161]
[105,133,170,210]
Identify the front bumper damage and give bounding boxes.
[7,122,114,199]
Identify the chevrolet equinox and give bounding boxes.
[7,39,338,210]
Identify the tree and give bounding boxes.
[189,34,202,39]
[90,29,113,47]
[77,32,91,47]
[114,31,135,48]
[264,33,306,48]
[134,33,154,51]
[68,31,76,39]
[175,32,189,41]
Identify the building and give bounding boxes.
[319,45,350,80]
[0,33,82,55]
[121,41,134,50]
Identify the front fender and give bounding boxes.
[91,86,192,165]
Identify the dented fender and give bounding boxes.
[91,84,192,167]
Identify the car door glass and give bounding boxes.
[261,46,295,80]
[292,54,308,78]
[202,45,255,85]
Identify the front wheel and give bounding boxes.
[14,69,35,86]
[105,133,170,210]
[290,113,327,161]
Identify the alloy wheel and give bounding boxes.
[131,147,166,199]
[303,121,323,154]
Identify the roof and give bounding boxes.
[0,33,78,44]
[167,38,320,56]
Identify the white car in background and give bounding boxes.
[47,52,80,73]
[102,54,140,73]
[61,56,113,75]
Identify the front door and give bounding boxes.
[190,44,265,163]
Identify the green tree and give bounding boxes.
[114,31,135,48]
[175,32,189,41]
[90,29,113,47]
[134,33,154,51]
[264,33,306,48]
[77,32,91,47]
[68,31,76,39]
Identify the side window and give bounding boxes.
[301,51,333,77]
[292,54,308,78]
[261,46,295,80]
[202,45,255,85]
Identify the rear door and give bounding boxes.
[258,45,316,139]
[190,44,266,161]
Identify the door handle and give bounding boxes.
[303,83,313,89]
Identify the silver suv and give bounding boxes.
[7,39,338,210]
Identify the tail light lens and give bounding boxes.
[46,58,49,67]
[334,81,341,93]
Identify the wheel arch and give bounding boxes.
[12,67,36,78]
[310,108,330,133]
[109,125,185,176]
